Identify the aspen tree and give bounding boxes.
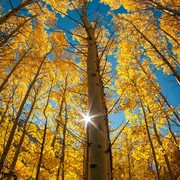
[81,2,112,179]
[7,85,41,180]
[0,50,51,174]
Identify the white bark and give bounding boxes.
[81,4,112,180]
[87,38,112,180]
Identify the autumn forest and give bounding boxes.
[0,0,180,179]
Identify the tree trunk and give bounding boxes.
[81,3,112,180]
[0,49,29,92]
[51,75,67,148]
[136,59,180,123]
[127,19,180,83]
[147,108,175,179]
[0,93,13,126]
[152,121,175,180]
[0,16,35,47]
[61,102,68,180]
[0,0,33,25]
[0,54,47,173]
[36,83,53,180]
[140,99,160,180]
[56,100,68,180]
[145,0,180,19]
[7,90,38,180]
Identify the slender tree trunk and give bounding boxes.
[137,59,180,123]
[52,123,60,148]
[0,50,29,92]
[81,3,112,180]
[158,93,180,123]
[0,93,13,126]
[56,100,68,180]
[139,98,160,180]
[147,107,175,179]
[0,54,47,173]
[166,118,179,149]
[152,121,174,180]
[56,163,61,180]
[0,16,35,47]
[156,98,179,147]
[155,26,179,46]
[0,0,33,25]
[145,0,180,19]
[7,91,38,180]
[0,104,9,126]
[137,59,179,173]
[36,83,52,180]
[127,19,180,83]
[35,115,48,180]
[61,102,68,180]
[156,24,180,46]
[51,75,67,148]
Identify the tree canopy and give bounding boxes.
[0,0,179,179]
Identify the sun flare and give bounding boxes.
[84,114,91,123]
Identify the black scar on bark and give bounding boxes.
[98,144,102,148]
[88,142,93,147]
[105,147,110,153]
[90,164,97,168]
